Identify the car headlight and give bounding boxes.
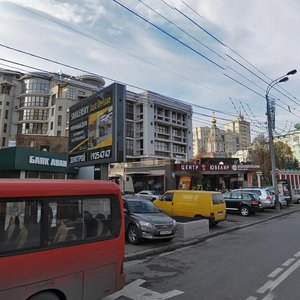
[139,220,152,228]
[172,219,176,226]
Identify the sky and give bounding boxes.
[0,0,300,139]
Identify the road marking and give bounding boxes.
[102,278,184,300]
[257,280,273,294]
[282,257,295,266]
[294,250,300,257]
[262,293,274,300]
[245,296,257,300]
[263,259,300,293]
[268,267,283,278]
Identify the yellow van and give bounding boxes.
[153,190,226,225]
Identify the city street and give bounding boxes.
[110,207,300,299]
[125,205,300,259]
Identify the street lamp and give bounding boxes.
[265,69,297,209]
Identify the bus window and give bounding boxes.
[49,199,84,244]
[0,200,41,251]
[83,198,112,238]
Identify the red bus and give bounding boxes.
[0,179,125,300]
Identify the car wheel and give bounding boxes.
[29,292,60,300]
[240,206,250,216]
[127,225,140,245]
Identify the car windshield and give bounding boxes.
[127,200,160,213]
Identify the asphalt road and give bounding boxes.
[109,206,300,300]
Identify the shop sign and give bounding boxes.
[176,163,261,172]
[29,156,67,167]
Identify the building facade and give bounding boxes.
[125,90,193,161]
[274,130,300,163]
[193,118,241,158]
[224,114,251,150]
[0,68,105,149]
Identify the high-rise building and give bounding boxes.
[224,114,251,149]
[125,90,193,161]
[0,68,105,150]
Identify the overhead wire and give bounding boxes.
[3,1,295,136]
[112,0,225,70]
[160,0,300,118]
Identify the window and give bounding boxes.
[51,107,54,116]
[57,131,61,136]
[0,200,41,251]
[3,123,7,133]
[212,194,225,204]
[155,141,169,151]
[126,139,134,156]
[126,121,134,138]
[58,106,63,111]
[5,110,8,119]
[161,193,173,202]
[126,102,134,120]
[50,122,53,130]
[49,197,112,244]
[2,137,6,147]
[1,83,11,95]
[67,88,76,101]
[57,115,62,126]
[0,196,115,253]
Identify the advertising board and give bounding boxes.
[68,83,125,167]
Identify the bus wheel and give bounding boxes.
[127,225,140,245]
[29,292,60,300]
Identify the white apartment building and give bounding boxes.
[125,90,193,161]
[224,114,251,149]
[0,68,105,149]
[275,130,300,162]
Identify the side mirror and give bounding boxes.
[123,208,128,213]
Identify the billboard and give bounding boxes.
[68,83,125,167]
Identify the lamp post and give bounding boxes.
[265,69,297,209]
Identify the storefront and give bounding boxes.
[0,147,78,179]
[175,163,261,191]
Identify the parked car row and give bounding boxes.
[123,187,296,244]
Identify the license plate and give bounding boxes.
[160,230,172,235]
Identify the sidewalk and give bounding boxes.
[125,205,300,261]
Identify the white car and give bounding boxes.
[135,190,161,201]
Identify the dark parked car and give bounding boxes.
[223,191,263,216]
[123,197,176,245]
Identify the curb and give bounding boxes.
[124,207,300,261]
